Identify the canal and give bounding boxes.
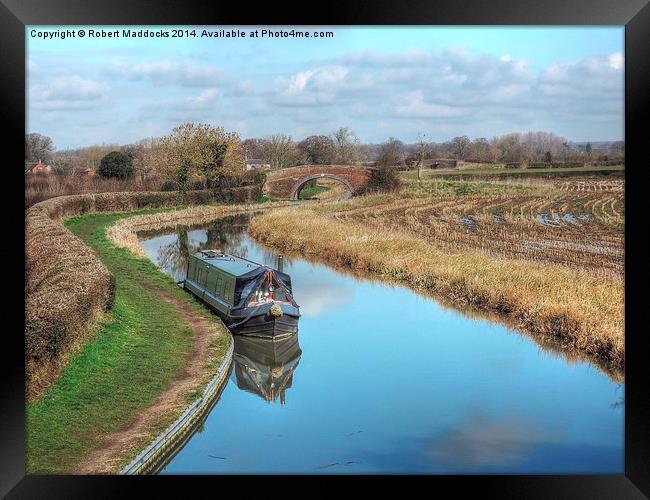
[138,214,623,474]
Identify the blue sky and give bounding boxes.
[27,26,624,149]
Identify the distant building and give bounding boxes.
[25,160,52,175]
[245,158,271,171]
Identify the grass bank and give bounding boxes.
[249,208,624,372]
[26,210,230,474]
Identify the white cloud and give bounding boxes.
[108,59,226,87]
[186,88,219,108]
[608,52,624,70]
[394,91,467,118]
[29,75,109,110]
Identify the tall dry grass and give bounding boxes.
[249,208,624,372]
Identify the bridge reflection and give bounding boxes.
[231,333,302,404]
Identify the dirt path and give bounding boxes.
[74,283,230,474]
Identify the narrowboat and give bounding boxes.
[232,334,302,404]
[182,249,300,338]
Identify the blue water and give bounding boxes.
[139,217,624,474]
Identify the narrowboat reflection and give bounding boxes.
[231,333,302,404]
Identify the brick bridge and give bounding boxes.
[264,165,374,200]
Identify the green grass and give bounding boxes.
[26,210,228,474]
[400,164,624,180]
[298,184,331,199]
[260,194,280,203]
[404,179,540,197]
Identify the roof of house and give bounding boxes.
[245,158,268,165]
[25,161,50,173]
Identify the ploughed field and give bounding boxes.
[331,177,624,277]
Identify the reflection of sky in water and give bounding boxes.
[140,223,624,474]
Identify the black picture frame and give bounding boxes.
[3,0,648,497]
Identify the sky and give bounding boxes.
[26,26,624,150]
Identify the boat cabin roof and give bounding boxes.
[192,250,263,278]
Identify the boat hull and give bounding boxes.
[229,312,299,339]
[183,280,299,338]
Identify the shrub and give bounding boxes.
[252,170,267,186]
[190,180,206,190]
[98,151,134,179]
[367,166,401,193]
[160,180,176,191]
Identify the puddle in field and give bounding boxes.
[492,213,504,224]
[459,215,477,230]
[534,213,591,227]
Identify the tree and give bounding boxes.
[375,137,406,168]
[467,138,494,163]
[586,142,592,155]
[242,138,266,159]
[367,165,400,193]
[332,127,363,164]
[98,151,134,179]
[298,135,336,165]
[413,133,430,182]
[447,136,471,160]
[51,157,73,176]
[149,123,244,193]
[25,133,54,163]
[261,134,302,170]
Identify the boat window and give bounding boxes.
[216,277,223,296]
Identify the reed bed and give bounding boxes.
[249,208,624,372]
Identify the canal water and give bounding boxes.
[138,214,623,474]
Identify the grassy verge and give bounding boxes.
[249,208,624,372]
[26,210,229,474]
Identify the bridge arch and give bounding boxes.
[289,173,354,200]
[264,165,373,200]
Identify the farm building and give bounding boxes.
[245,158,271,171]
[25,161,52,175]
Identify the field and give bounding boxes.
[249,173,625,375]
[402,164,625,180]
[351,176,624,277]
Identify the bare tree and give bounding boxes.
[375,137,406,168]
[447,135,471,160]
[332,126,363,164]
[25,133,55,165]
[261,134,301,170]
[298,135,336,165]
[414,133,430,182]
